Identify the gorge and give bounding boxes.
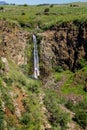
[0,3,87,130]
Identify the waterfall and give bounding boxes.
[33,34,40,79]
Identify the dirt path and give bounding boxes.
[9,86,26,118]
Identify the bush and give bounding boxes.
[74,110,87,129]
[53,66,64,72]
[21,12,25,15]
[23,4,28,6]
[44,8,49,13]
[78,100,87,110]
[77,58,86,69]
[20,112,30,125]
[0,109,4,129]
[0,100,4,130]
[28,84,39,93]
[65,100,74,111]
[50,4,54,8]
[83,84,87,92]
[44,90,70,129]
[0,7,4,10]
[3,77,13,86]
[18,77,26,86]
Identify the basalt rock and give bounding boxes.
[40,22,87,72]
[0,20,30,66]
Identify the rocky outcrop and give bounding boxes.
[0,20,30,65]
[40,22,87,71]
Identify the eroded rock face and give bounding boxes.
[0,20,30,65]
[40,22,87,71]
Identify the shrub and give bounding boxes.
[3,77,13,86]
[44,8,49,13]
[77,58,86,69]
[78,100,87,110]
[65,100,74,111]
[23,4,28,6]
[44,90,70,129]
[83,84,87,92]
[28,84,39,93]
[0,109,4,129]
[21,12,25,15]
[20,112,30,125]
[3,94,15,114]
[53,66,64,72]
[0,100,4,130]
[50,4,54,8]
[18,76,26,86]
[0,7,4,10]
[70,4,73,7]
[74,110,87,129]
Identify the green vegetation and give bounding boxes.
[44,8,50,13]
[53,65,64,73]
[0,99,4,130]
[0,2,87,129]
[77,58,86,69]
[65,98,87,128]
[44,89,70,130]
[61,69,87,95]
[0,2,87,30]
[0,6,4,10]
[75,110,87,129]
[0,57,43,130]
[52,62,87,128]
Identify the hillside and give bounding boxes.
[0,1,8,5]
[0,3,87,130]
[0,2,87,30]
[0,20,46,130]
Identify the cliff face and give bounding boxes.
[0,20,30,65]
[40,22,87,71]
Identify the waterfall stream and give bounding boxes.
[33,34,40,79]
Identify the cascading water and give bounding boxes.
[33,34,40,79]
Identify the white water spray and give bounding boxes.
[33,34,40,79]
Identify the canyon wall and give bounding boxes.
[0,20,30,65]
[40,22,87,71]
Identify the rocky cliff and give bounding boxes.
[0,20,30,65]
[40,22,87,72]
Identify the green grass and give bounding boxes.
[0,57,43,130]
[0,3,87,30]
[60,66,87,96]
[44,89,70,130]
[52,66,87,96]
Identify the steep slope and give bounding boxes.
[0,20,30,65]
[39,21,87,130]
[40,22,87,72]
[0,18,87,130]
[0,20,47,130]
